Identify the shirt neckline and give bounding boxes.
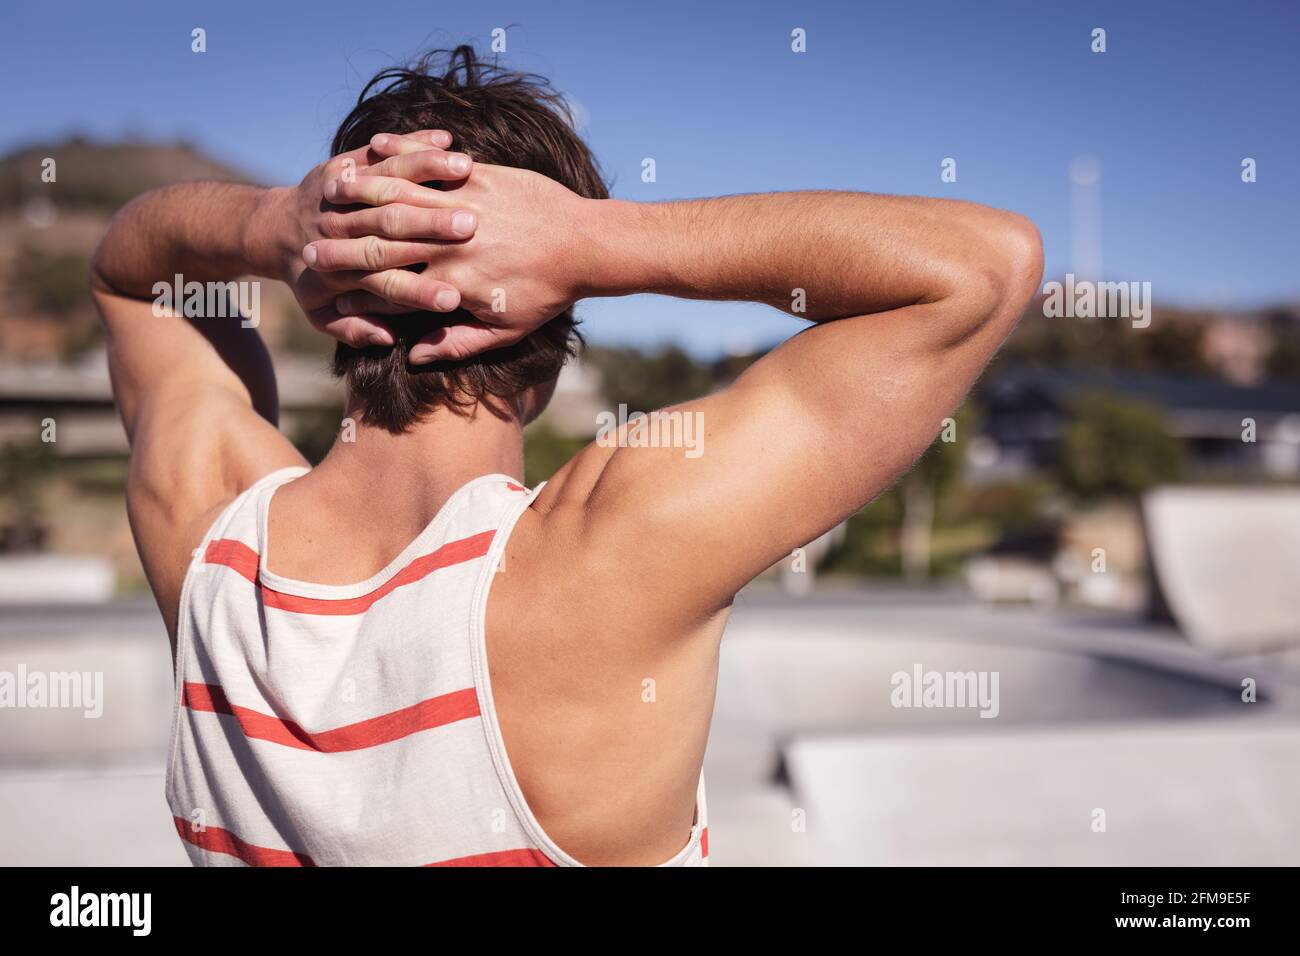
[257,471,524,599]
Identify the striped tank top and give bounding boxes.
[166,467,708,867]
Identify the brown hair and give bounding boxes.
[329,45,608,432]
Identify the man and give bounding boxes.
[91,47,1041,866]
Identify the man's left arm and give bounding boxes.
[90,131,479,637]
[90,182,307,638]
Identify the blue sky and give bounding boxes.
[4,0,1297,355]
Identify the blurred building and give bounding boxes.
[979,366,1300,481]
[0,349,340,459]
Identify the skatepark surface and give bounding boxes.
[2,587,1298,866]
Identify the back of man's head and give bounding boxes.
[329,45,608,432]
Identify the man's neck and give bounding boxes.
[308,400,526,535]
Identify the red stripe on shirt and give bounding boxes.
[173,816,315,866]
[182,682,481,752]
[203,539,259,583]
[202,530,495,615]
[173,817,551,868]
[425,848,558,867]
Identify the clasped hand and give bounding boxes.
[270,129,587,364]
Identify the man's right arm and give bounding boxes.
[549,190,1042,621]
[302,162,1042,621]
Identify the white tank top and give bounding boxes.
[166,467,708,867]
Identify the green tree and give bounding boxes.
[587,345,714,412]
[821,487,904,576]
[523,421,588,486]
[898,402,978,580]
[1058,391,1186,500]
[823,403,980,579]
[1265,315,1300,379]
[12,244,89,316]
[0,438,56,551]
[290,404,346,465]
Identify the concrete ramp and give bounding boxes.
[786,723,1300,865]
[1144,486,1300,652]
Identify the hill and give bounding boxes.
[0,137,314,361]
[0,136,253,212]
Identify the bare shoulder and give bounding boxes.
[501,427,731,638]
[500,438,619,614]
[126,390,305,643]
[531,436,617,517]
[512,437,686,619]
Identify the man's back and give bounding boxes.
[171,466,711,866]
[487,442,729,865]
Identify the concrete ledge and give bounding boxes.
[786,721,1300,865]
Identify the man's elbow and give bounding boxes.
[949,212,1042,340]
[997,212,1044,311]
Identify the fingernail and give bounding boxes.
[372,134,389,148]
[448,154,471,175]
[303,244,318,266]
[367,331,392,346]
[452,211,476,236]
[324,179,339,201]
[409,347,435,364]
[435,289,458,310]
[336,294,354,313]
[432,131,452,146]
